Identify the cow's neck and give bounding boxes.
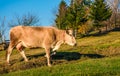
[56,30,65,43]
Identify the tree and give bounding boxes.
[55,0,92,37]
[0,16,6,43]
[90,0,112,32]
[106,0,120,29]
[55,0,67,29]
[9,13,40,27]
[65,0,88,37]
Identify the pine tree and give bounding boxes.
[90,0,112,32]
[65,0,87,37]
[55,0,67,29]
[55,0,93,36]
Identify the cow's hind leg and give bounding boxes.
[6,43,14,65]
[16,43,28,62]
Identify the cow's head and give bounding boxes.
[64,30,77,46]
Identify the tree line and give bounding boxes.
[0,0,120,43]
[55,0,120,37]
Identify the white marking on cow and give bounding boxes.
[52,41,63,52]
[20,51,28,62]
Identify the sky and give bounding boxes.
[0,0,70,40]
[0,0,70,26]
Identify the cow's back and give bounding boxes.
[10,26,58,48]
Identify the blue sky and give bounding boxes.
[0,0,70,40]
[0,0,70,26]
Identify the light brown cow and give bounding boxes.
[6,26,76,66]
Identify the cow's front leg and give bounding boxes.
[50,45,59,56]
[45,47,52,67]
[51,41,63,56]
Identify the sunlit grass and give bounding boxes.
[0,31,120,76]
[2,56,120,76]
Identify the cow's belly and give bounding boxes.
[21,40,43,48]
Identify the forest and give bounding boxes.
[55,0,120,37]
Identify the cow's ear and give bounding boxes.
[66,29,73,35]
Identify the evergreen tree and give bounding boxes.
[55,0,93,36]
[55,0,67,29]
[83,0,92,6]
[90,0,112,32]
[65,0,87,37]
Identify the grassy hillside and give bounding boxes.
[0,31,120,76]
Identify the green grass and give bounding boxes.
[2,57,120,76]
[0,31,120,76]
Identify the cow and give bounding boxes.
[6,26,77,67]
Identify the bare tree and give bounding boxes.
[106,0,120,29]
[9,13,40,27]
[0,16,6,43]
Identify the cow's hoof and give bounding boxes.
[51,51,56,56]
[48,64,52,67]
[6,62,11,66]
[44,54,47,57]
[53,51,56,55]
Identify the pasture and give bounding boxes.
[0,31,120,76]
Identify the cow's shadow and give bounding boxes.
[27,52,104,61]
[51,52,104,61]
